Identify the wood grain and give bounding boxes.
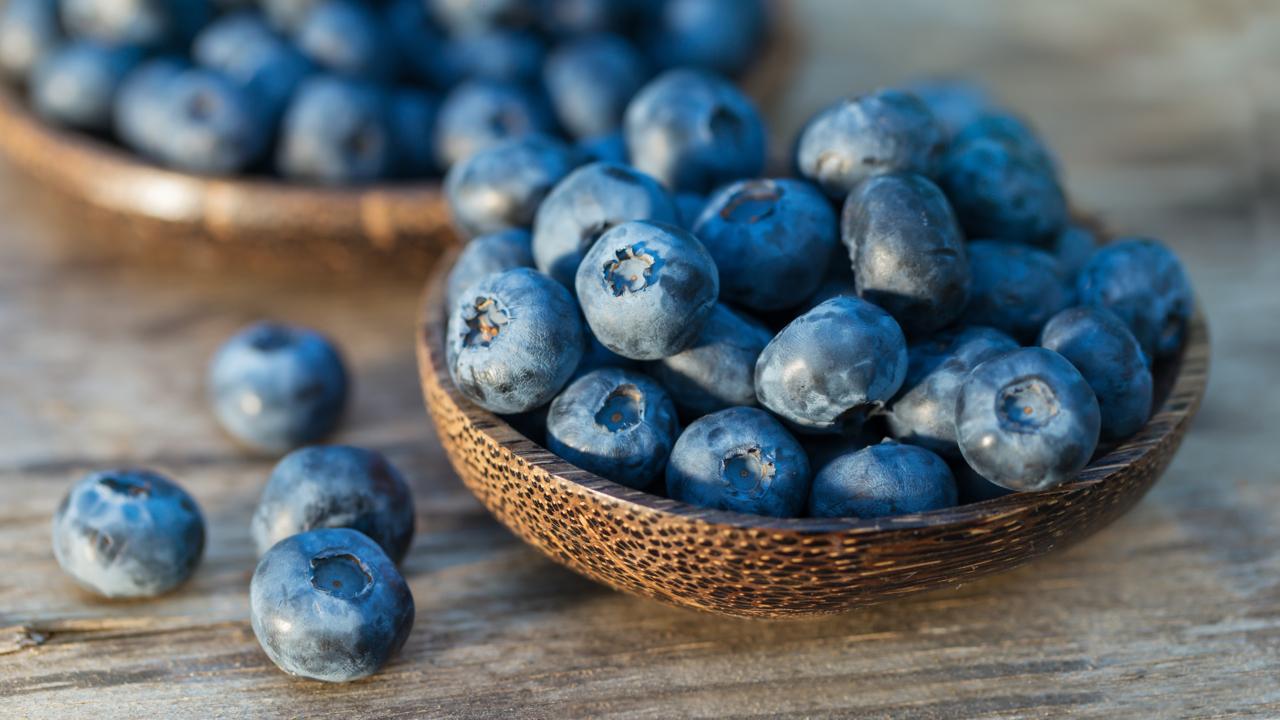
[2,0,1279,717]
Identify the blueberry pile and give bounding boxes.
[444,72,1196,517]
[0,0,768,183]
[51,321,420,682]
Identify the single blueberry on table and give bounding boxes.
[447,268,585,414]
[693,178,838,311]
[886,326,1019,458]
[956,347,1101,492]
[294,0,394,81]
[755,296,908,434]
[0,0,63,83]
[903,78,993,141]
[446,28,546,85]
[208,321,349,454]
[940,131,1067,247]
[445,134,581,239]
[1041,306,1153,441]
[156,68,272,175]
[60,0,211,48]
[250,528,414,683]
[794,88,945,200]
[1053,223,1098,282]
[546,368,679,489]
[647,303,773,417]
[252,445,416,563]
[52,469,205,599]
[446,228,534,309]
[544,32,649,140]
[624,68,766,194]
[808,440,957,519]
[277,76,393,185]
[577,132,627,165]
[962,240,1070,342]
[840,172,970,336]
[192,11,313,124]
[428,0,539,34]
[532,161,678,287]
[1076,237,1193,361]
[575,220,719,361]
[30,41,141,132]
[388,87,440,179]
[645,0,765,78]
[384,0,454,89]
[666,406,810,518]
[113,57,187,159]
[433,79,556,169]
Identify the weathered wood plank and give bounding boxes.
[2,1,1279,717]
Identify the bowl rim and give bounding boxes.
[418,246,1211,536]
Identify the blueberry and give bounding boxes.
[647,303,772,417]
[886,326,1018,457]
[30,41,141,132]
[666,406,810,517]
[52,469,205,598]
[952,111,1058,174]
[673,192,705,230]
[532,161,678,286]
[575,220,719,360]
[541,0,631,36]
[956,347,1101,491]
[208,321,348,454]
[384,0,453,88]
[388,87,440,178]
[544,32,649,140]
[1052,224,1098,281]
[192,11,312,123]
[940,129,1067,247]
[446,228,534,309]
[252,445,415,563]
[155,68,272,175]
[1040,306,1153,440]
[624,68,766,194]
[755,296,908,434]
[113,56,186,158]
[294,0,394,81]
[261,0,323,32]
[840,172,970,335]
[446,28,546,85]
[808,440,957,519]
[0,0,63,83]
[573,325,638,377]
[250,528,414,683]
[794,89,945,199]
[577,132,628,165]
[59,0,211,48]
[645,0,765,78]
[428,0,538,34]
[433,79,556,169]
[1076,237,1193,360]
[447,268,585,414]
[546,368,679,489]
[903,78,993,140]
[962,240,1070,342]
[278,76,393,185]
[445,134,581,239]
[694,178,838,311]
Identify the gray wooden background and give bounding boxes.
[2,1,1278,717]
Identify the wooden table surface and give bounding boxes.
[2,2,1278,718]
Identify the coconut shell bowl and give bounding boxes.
[417,243,1210,619]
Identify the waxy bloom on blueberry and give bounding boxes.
[1076,237,1193,360]
[962,240,1070,342]
[445,134,581,238]
[809,440,957,519]
[1041,307,1153,441]
[648,303,773,417]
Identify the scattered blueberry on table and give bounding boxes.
[52,469,205,599]
[250,528,414,683]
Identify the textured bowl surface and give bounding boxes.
[417,250,1210,618]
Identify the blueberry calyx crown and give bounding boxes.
[720,181,780,224]
[594,384,644,432]
[462,296,510,348]
[98,474,152,498]
[248,323,297,352]
[997,376,1060,433]
[721,445,774,498]
[604,243,662,296]
[309,552,373,600]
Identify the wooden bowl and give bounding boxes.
[417,249,1210,619]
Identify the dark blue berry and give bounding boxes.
[428,0,538,34]
[666,406,810,517]
[250,528,414,683]
[647,302,773,417]
[645,0,765,78]
[156,68,272,175]
[1076,237,1192,360]
[388,87,440,178]
[30,41,141,132]
[962,240,1070,342]
[903,78,993,140]
[808,440,957,518]
[445,134,581,238]
[1053,223,1098,282]
[433,79,556,169]
[192,11,312,123]
[575,220,719,360]
[447,268,585,414]
[294,0,394,81]
[956,347,1101,491]
[840,172,970,335]
[60,0,211,48]
[384,0,454,88]
[544,32,649,140]
[577,132,627,165]
[694,178,838,311]
[673,192,705,229]
[277,76,393,185]
[546,368,679,489]
[113,56,186,158]
[208,321,348,454]
[446,28,546,85]
[52,469,205,598]
[446,228,534,309]
[952,111,1058,175]
[0,0,63,83]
